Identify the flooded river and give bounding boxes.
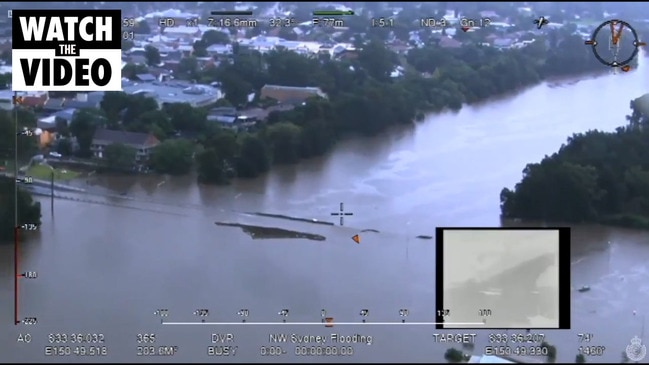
[1,59,649,362]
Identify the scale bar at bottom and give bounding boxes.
[162,322,484,326]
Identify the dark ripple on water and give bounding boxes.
[244,212,335,226]
[215,222,326,241]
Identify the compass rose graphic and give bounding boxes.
[584,19,646,72]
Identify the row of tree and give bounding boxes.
[501,96,649,228]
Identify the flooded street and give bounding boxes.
[1,58,649,362]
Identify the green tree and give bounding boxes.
[204,127,239,159]
[69,109,102,157]
[201,29,230,45]
[0,73,10,89]
[500,96,649,228]
[0,110,38,161]
[127,109,172,137]
[357,40,397,82]
[0,50,10,63]
[55,117,70,137]
[123,95,159,125]
[55,139,73,156]
[144,45,161,66]
[576,353,586,363]
[197,148,229,184]
[121,39,134,51]
[0,176,41,243]
[163,103,207,132]
[443,348,464,363]
[103,143,137,171]
[100,92,131,123]
[218,69,253,106]
[236,133,270,178]
[178,57,199,79]
[133,20,151,34]
[122,63,148,80]
[150,139,194,175]
[265,122,303,164]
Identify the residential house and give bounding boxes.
[52,108,78,126]
[335,48,359,60]
[21,91,49,108]
[63,92,104,109]
[439,36,462,48]
[162,26,201,41]
[239,104,296,122]
[42,98,66,113]
[35,107,79,147]
[36,115,57,147]
[135,74,157,82]
[207,107,257,131]
[160,60,181,73]
[126,54,147,65]
[91,129,160,164]
[126,47,146,57]
[260,85,328,104]
[206,43,233,58]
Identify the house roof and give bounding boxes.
[239,104,296,120]
[208,115,237,124]
[43,98,65,110]
[209,107,237,116]
[136,74,157,82]
[439,36,462,48]
[53,108,78,121]
[92,128,160,147]
[64,100,99,109]
[260,84,327,104]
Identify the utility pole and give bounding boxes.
[13,93,18,226]
[50,170,54,215]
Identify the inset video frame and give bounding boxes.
[434,227,571,330]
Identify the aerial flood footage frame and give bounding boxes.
[434,227,571,330]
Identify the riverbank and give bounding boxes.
[500,92,649,231]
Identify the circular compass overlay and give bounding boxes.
[586,19,642,68]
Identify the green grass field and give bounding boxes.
[26,164,81,181]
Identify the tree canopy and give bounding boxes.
[501,96,649,228]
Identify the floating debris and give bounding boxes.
[416,235,433,240]
[215,222,326,241]
[361,229,380,233]
[246,212,335,226]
